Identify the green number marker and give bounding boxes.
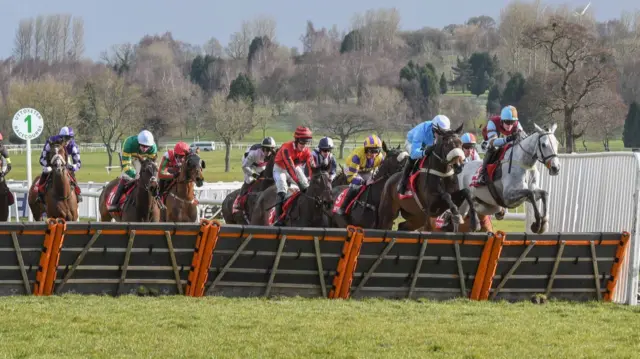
[24,114,32,133]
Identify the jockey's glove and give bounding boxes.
[506,133,518,143]
[251,173,260,179]
[43,166,53,173]
[481,141,489,151]
[66,164,74,171]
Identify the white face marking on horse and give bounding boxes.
[446,148,465,163]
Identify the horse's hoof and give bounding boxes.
[530,221,541,233]
[495,209,506,220]
[452,214,464,225]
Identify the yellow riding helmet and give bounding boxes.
[363,135,383,149]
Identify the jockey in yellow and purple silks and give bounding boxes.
[335,135,384,215]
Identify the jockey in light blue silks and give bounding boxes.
[397,115,451,196]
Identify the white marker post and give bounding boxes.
[12,108,44,221]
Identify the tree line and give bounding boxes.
[1,2,640,171]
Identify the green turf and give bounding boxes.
[0,295,637,358]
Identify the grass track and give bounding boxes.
[0,295,638,358]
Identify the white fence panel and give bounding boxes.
[525,152,640,305]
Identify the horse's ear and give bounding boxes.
[396,143,400,150]
[534,123,544,132]
[201,160,206,169]
[549,123,557,133]
[382,141,388,153]
[454,123,464,135]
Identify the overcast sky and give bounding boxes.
[0,0,636,60]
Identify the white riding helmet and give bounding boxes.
[431,115,451,131]
[138,130,155,147]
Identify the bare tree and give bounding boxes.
[579,87,627,151]
[33,15,44,60]
[59,14,72,60]
[203,37,223,57]
[71,17,85,60]
[310,102,376,158]
[43,14,61,62]
[254,96,277,138]
[362,86,410,141]
[208,93,255,171]
[522,15,617,153]
[80,67,143,166]
[251,15,277,41]
[13,19,34,62]
[351,8,402,55]
[439,96,483,132]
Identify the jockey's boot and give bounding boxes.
[108,180,125,212]
[337,186,360,215]
[36,174,47,203]
[273,191,286,226]
[476,148,494,186]
[397,157,416,196]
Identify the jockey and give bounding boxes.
[158,141,190,194]
[305,137,337,181]
[397,114,451,196]
[476,105,525,185]
[107,130,158,212]
[36,126,82,203]
[0,132,12,177]
[461,133,481,162]
[336,135,384,215]
[239,136,277,196]
[273,126,313,222]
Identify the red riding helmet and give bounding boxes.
[294,126,312,143]
[174,142,190,156]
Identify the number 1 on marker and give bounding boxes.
[24,114,32,133]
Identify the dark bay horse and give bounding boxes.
[0,172,12,222]
[250,170,334,227]
[378,124,480,232]
[28,141,78,221]
[329,142,408,229]
[99,157,161,222]
[221,154,276,224]
[162,152,205,222]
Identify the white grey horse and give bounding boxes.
[457,123,561,233]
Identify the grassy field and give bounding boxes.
[0,295,638,358]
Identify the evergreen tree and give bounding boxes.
[451,57,471,93]
[486,84,501,115]
[439,72,448,94]
[623,102,640,148]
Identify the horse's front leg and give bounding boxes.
[440,192,463,232]
[459,188,480,232]
[505,189,543,233]
[533,188,549,233]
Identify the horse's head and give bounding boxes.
[49,140,68,174]
[433,123,465,174]
[181,152,205,187]
[307,170,334,210]
[261,146,279,180]
[138,157,160,193]
[378,141,409,178]
[533,123,560,176]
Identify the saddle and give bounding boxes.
[107,181,136,212]
[33,172,81,200]
[332,184,372,216]
[471,144,513,187]
[398,157,428,200]
[268,190,301,225]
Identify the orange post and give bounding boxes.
[329,226,356,298]
[604,231,631,302]
[33,219,58,295]
[339,226,365,299]
[480,231,505,300]
[470,233,495,300]
[185,220,211,296]
[192,220,221,297]
[42,218,67,295]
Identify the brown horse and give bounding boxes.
[221,156,276,224]
[162,152,205,222]
[329,142,408,229]
[28,141,78,221]
[378,124,480,232]
[249,170,334,227]
[98,157,161,222]
[0,173,12,221]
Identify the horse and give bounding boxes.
[221,153,276,224]
[162,152,206,222]
[329,142,408,229]
[98,157,161,222]
[0,171,12,222]
[457,123,560,234]
[249,170,334,227]
[28,141,79,221]
[378,124,479,232]
[332,164,348,186]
